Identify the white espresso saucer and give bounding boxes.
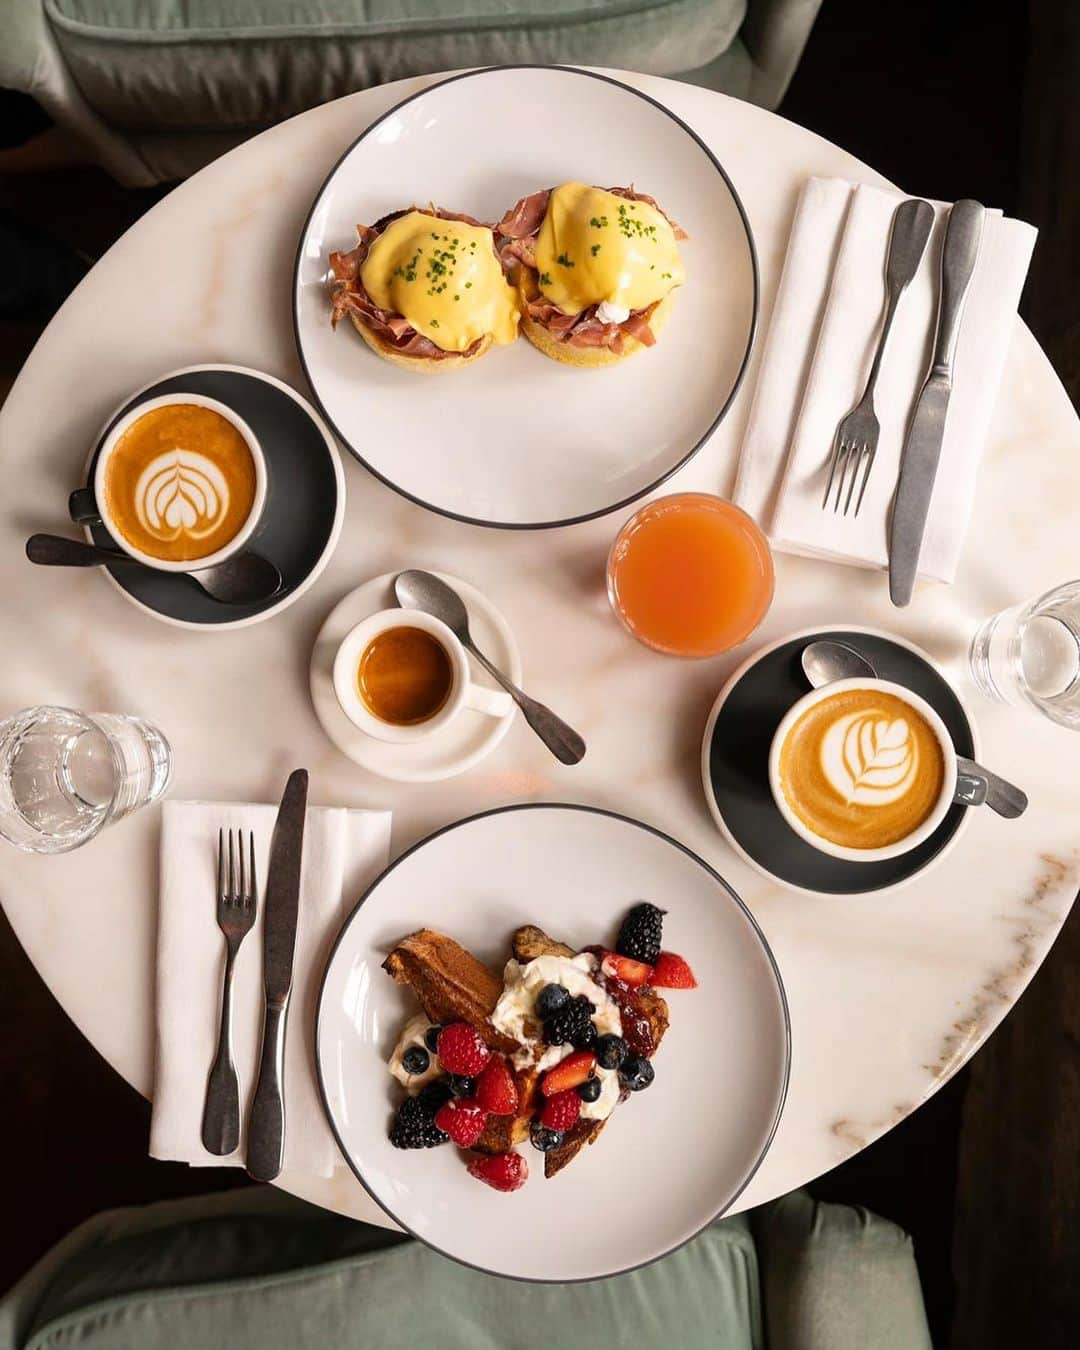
[310,571,520,782]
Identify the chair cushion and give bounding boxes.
[43,0,747,132]
[18,1206,763,1350]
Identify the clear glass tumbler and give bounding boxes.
[0,707,173,853]
[969,580,1080,729]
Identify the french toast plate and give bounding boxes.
[294,65,757,529]
[317,804,790,1282]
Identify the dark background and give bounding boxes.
[1,2,1077,1345]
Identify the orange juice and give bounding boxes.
[607,494,774,657]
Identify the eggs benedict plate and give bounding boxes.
[329,208,519,371]
[497,183,688,366]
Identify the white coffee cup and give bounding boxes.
[93,393,268,573]
[333,609,512,744]
[768,678,958,862]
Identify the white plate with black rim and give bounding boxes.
[294,65,757,529]
[317,803,789,1283]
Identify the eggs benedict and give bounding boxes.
[329,208,520,372]
[496,183,687,367]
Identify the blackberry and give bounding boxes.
[423,1025,443,1053]
[530,1122,564,1153]
[577,1077,602,1103]
[401,1045,430,1076]
[543,998,594,1047]
[417,1079,453,1113]
[390,1095,449,1149]
[615,903,666,965]
[447,1074,476,1098]
[571,1019,597,1051]
[536,983,570,1020]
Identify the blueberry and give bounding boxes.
[530,1122,564,1152]
[402,1045,430,1076]
[576,1077,602,1103]
[536,984,570,1020]
[423,1025,443,1053]
[447,1074,475,1098]
[417,1080,453,1113]
[570,1020,597,1051]
[618,1055,655,1092]
[595,1034,627,1071]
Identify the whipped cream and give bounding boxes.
[490,953,623,1122]
[821,711,917,805]
[596,300,631,324]
[388,1012,441,1093]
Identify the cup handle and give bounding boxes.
[69,488,101,526]
[463,680,513,720]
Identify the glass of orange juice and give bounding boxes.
[606,493,774,658]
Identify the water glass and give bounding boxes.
[969,580,1080,729]
[0,707,172,853]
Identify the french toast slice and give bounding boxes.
[381,928,519,1056]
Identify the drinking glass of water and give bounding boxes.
[969,580,1080,729]
[0,707,172,853]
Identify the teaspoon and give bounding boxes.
[26,533,283,606]
[800,639,1027,818]
[393,569,586,766]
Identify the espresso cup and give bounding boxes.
[333,609,512,744]
[768,678,958,862]
[90,393,267,573]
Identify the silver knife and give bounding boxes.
[246,768,308,1182]
[888,199,986,606]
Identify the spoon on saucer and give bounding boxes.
[394,569,586,766]
[800,639,1027,818]
[25,534,283,606]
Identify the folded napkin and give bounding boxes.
[151,800,391,1176]
[734,177,1036,581]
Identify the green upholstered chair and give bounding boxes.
[0,0,822,185]
[0,1187,931,1350]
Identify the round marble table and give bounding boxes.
[2,69,1078,1228]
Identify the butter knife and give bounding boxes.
[888,199,986,606]
[247,768,308,1182]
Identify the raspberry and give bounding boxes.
[389,1095,449,1149]
[436,1023,491,1077]
[540,1089,581,1133]
[467,1151,529,1193]
[434,1097,487,1148]
[616,903,665,965]
[475,1056,519,1116]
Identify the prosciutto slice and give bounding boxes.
[495,186,682,352]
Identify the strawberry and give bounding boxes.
[601,952,654,988]
[540,1089,581,1132]
[467,1151,529,1193]
[541,1050,596,1097]
[436,1023,491,1077]
[433,1097,487,1149]
[651,952,698,989]
[475,1056,519,1116]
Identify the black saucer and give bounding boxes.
[72,366,343,628]
[704,628,976,895]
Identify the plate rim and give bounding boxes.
[315,800,792,1283]
[292,64,760,531]
[700,623,982,898]
[80,363,346,632]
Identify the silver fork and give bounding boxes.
[822,197,934,516]
[201,829,258,1156]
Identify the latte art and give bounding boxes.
[778,688,945,851]
[135,450,231,543]
[102,403,258,564]
[821,712,918,807]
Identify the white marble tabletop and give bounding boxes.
[1,70,1078,1228]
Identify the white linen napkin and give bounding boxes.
[733,177,1036,581]
[151,800,391,1176]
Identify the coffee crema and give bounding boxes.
[103,404,256,562]
[779,688,945,849]
[358,627,453,726]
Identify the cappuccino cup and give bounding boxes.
[768,678,957,862]
[88,393,267,572]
